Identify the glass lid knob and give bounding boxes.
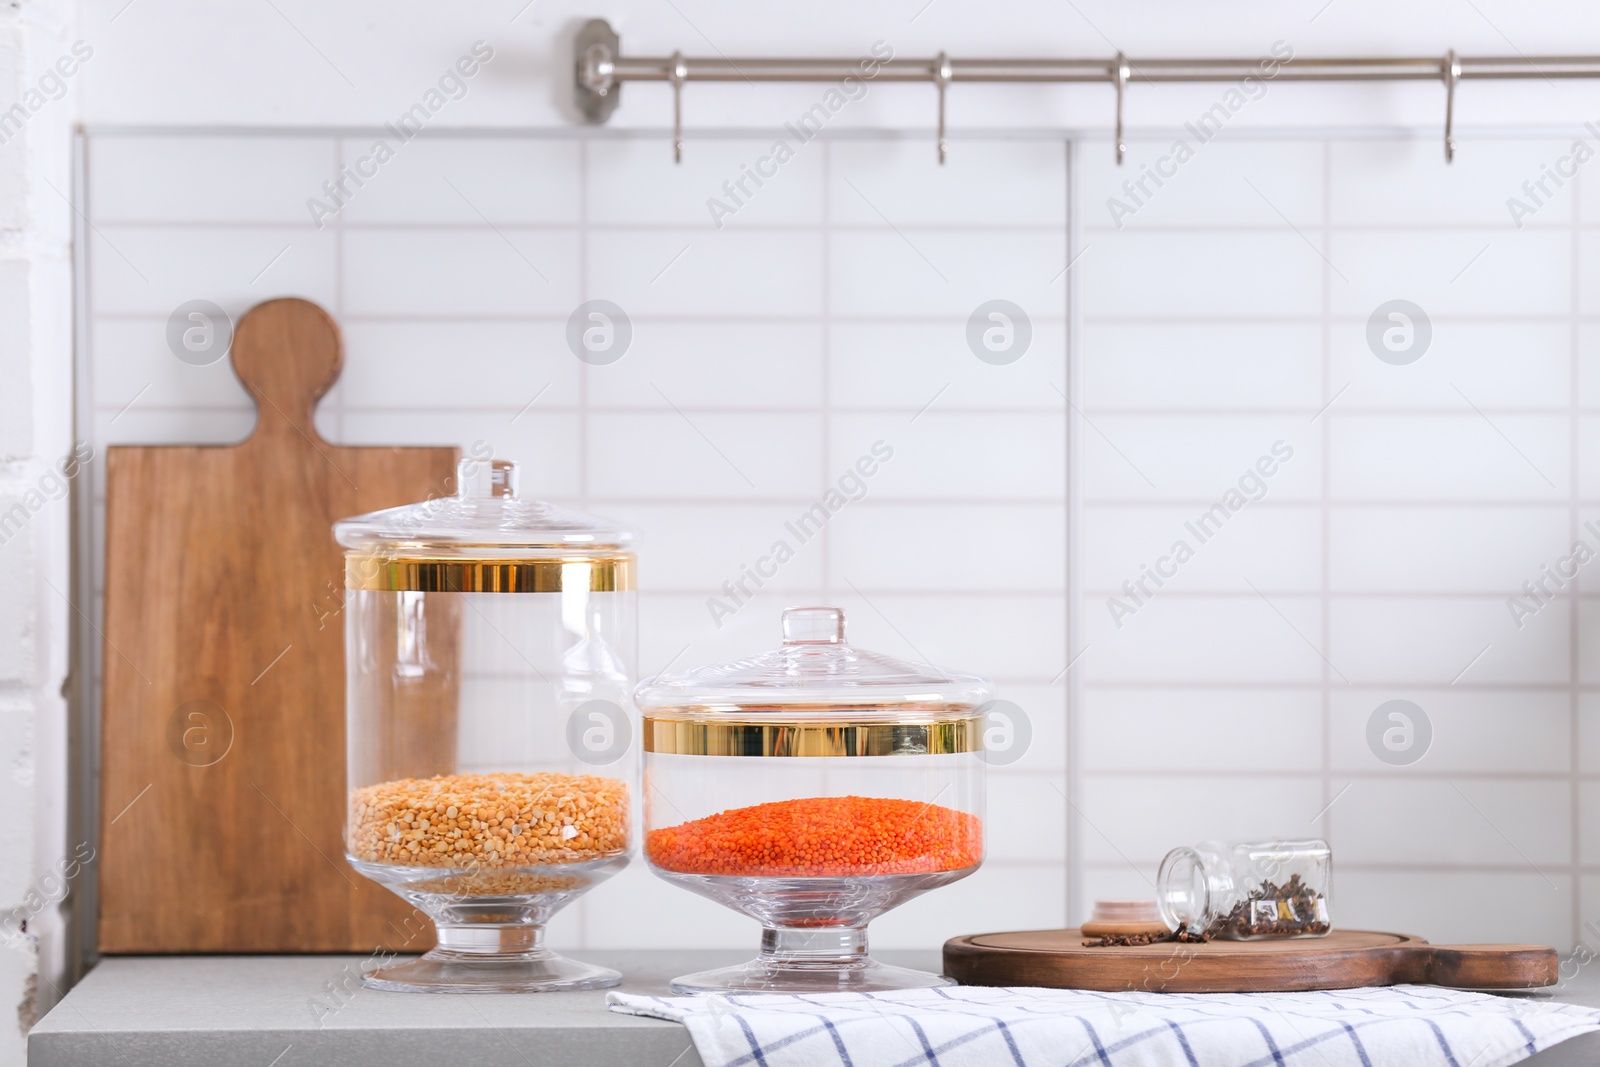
[457,457,519,500]
[782,606,845,645]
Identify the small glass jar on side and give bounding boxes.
[1156,838,1332,940]
[636,606,992,994]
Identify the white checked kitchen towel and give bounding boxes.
[608,985,1600,1067]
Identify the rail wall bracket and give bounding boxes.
[575,18,621,124]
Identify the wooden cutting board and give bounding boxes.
[944,929,1558,993]
[98,298,459,953]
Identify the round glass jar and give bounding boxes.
[635,606,992,994]
[1157,838,1332,940]
[336,457,637,992]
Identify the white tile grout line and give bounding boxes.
[1320,137,1335,855]
[579,137,589,512]
[84,399,1600,418]
[1063,136,1084,926]
[77,218,1599,236]
[1573,154,1585,951]
[822,139,833,601]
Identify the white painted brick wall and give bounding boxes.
[1,0,78,1062]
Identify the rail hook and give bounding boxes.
[1113,52,1130,165]
[934,52,953,164]
[669,51,687,163]
[1443,49,1460,163]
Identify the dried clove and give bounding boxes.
[1204,872,1330,939]
[1083,927,1210,948]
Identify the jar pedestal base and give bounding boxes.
[364,948,622,993]
[670,927,951,994]
[362,924,621,993]
[670,956,951,994]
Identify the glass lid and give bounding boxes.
[634,606,993,720]
[335,457,633,556]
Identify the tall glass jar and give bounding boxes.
[635,606,992,994]
[1157,838,1332,940]
[336,458,637,992]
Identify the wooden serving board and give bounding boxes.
[98,298,459,953]
[944,928,1558,993]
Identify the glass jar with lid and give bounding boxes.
[634,606,993,994]
[1157,838,1332,940]
[336,457,637,992]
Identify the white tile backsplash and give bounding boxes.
[1580,234,1600,316]
[586,137,824,228]
[1330,414,1569,502]
[1328,506,1570,593]
[1329,596,1569,685]
[1082,503,1321,594]
[1574,418,1600,499]
[989,683,1067,775]
[330,410,583,496]
[833,592,1065,683]
[91,318,255,410]
[1078,130,1590,952]
[1335,778,1572,867]
[1329,230,1572,319]
[90,226,338,315]
[1080,689,1324,773]
[828,503,1066,592]
[1081,592,1327,684]
[85,128,1597,955]
[871,862,1066,949]
[586,412,822,499]
[1328,139,1578,227]
[93,407,255,447]
[1078,775,1327,865]
[635,592,795,678]
[88,135,334,222]
[1078,415,1320,502]
[339,319,582,410]
[341,229,581,315]
[596,502,826,593]
[336,138,582,225]
[589,229,824,317]
[572,863,757,950]
[1080,232,1323,319]
[829,412,1066,500]
[585,321,825,409]
[1081,322,1324,410]
[829,321,1068,410]
[1578,324,1600,408]
[1081,138,1325,231]
[1328,321,1572,410]
[828,230,1066,318]
[1335,870,1573,950]
[829,139,1067,226]
[984,773,1068,863]
[1328,690,1571,774]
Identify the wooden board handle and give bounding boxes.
[1404,944,1559,988]
[231,297,342,446]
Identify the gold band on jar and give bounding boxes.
[642,716,981,757]
[345,555,635,593]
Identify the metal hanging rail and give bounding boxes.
[572,18,1600,165]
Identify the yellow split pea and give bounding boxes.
[347,772,628,869]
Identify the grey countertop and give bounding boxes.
[28,951,935,1067]
[29,950,1600,1067]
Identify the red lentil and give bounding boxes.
[647,795,982,877]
